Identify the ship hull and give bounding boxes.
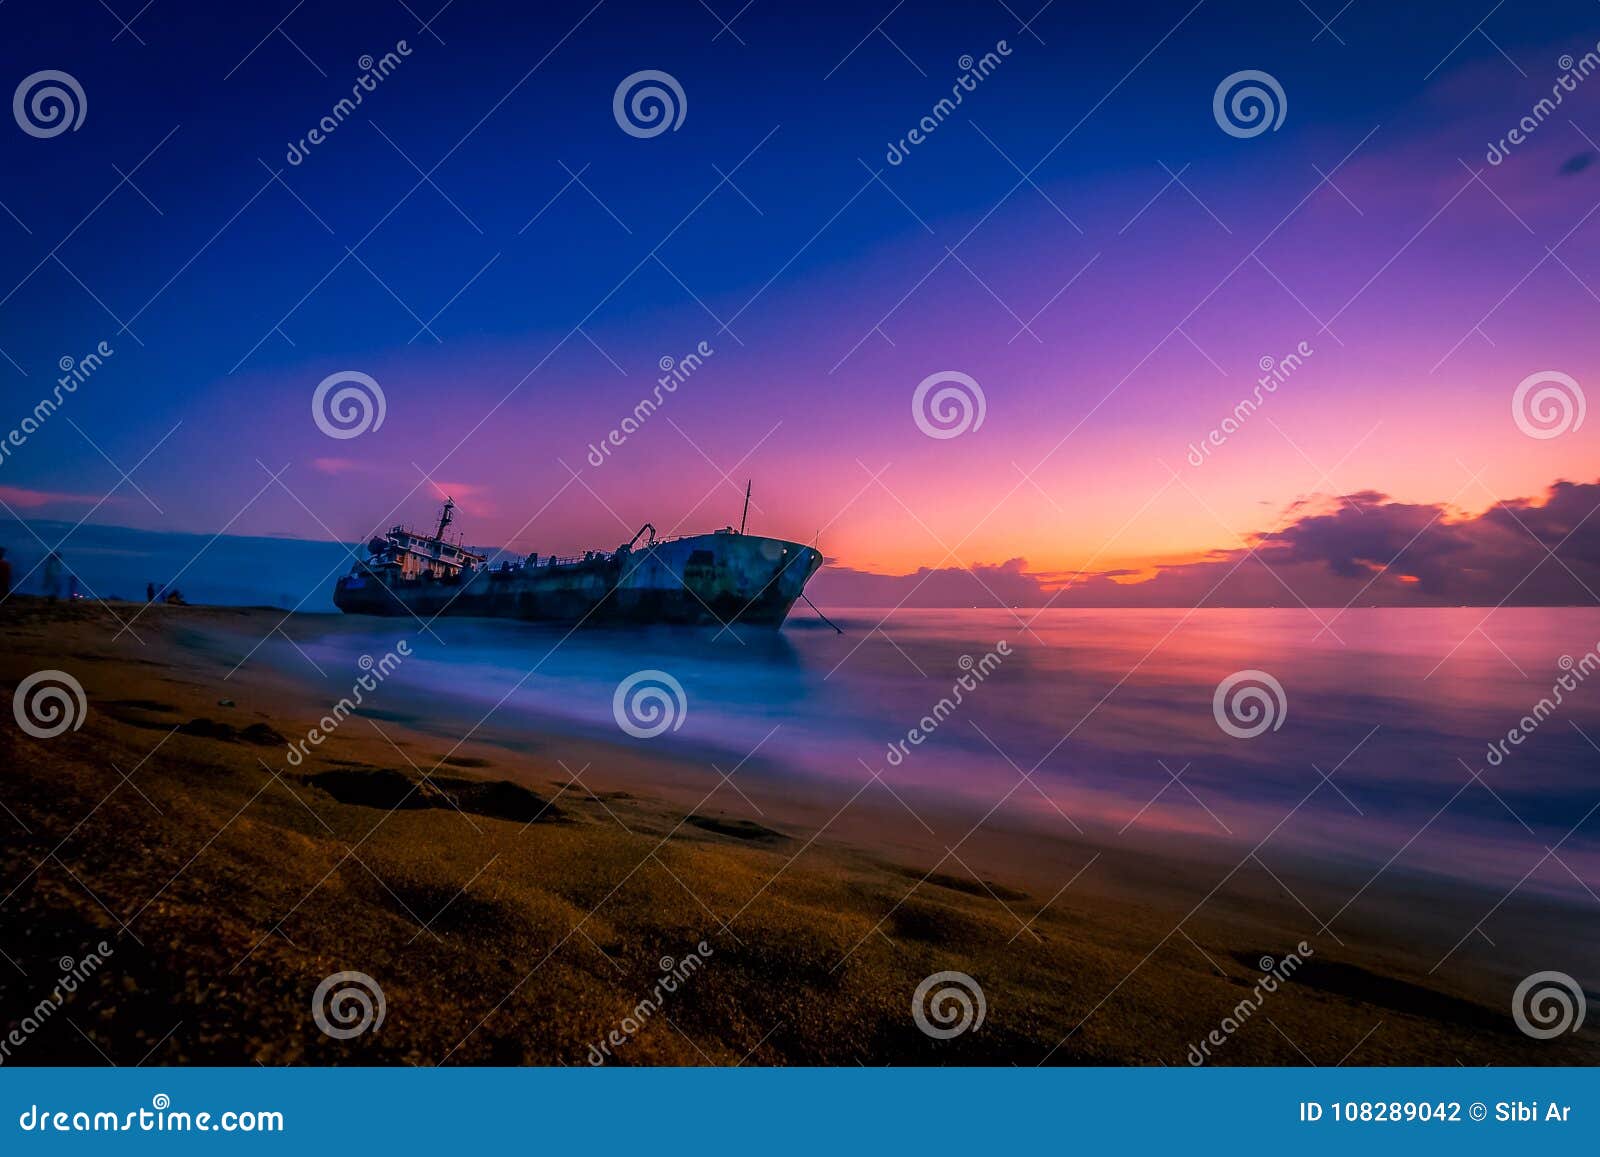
[333,532,823,628]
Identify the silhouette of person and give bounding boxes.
[147,582,156,602]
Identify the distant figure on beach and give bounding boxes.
[0,547,10,599]
[41,552,63,602]
[163,588,187,606]
[147,581,156,602]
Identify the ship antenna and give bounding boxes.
[435,496,455,541]
[740,480,751,535]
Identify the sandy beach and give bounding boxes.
[1,599,1593,1066]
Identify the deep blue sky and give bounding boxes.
[4,0,1600,591]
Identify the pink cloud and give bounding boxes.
[426,479,493,516]
[810,478,1600,608]
[0,485,106,509]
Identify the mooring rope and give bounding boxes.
[801,593,843,634]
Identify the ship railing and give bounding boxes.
[497,529,755,573]
[530,532,735,567]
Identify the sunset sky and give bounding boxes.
[4,0,1600,591]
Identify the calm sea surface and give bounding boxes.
[287,607,1600,903]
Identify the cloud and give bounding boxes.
[811,557,1052,608]
[1219,478,1600,605]
[0,516,353,608]
[425,480,493,516]
[0,485,107,509]
[811,479,1600,608]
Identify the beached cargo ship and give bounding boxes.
[332,498,824,627]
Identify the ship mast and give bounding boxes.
[740,480,751,535]
[434,496,456,542]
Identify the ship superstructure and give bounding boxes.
[359,498,487,582]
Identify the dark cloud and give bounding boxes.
[811,479,1600,609]
[0,518,354,608]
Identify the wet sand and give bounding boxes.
[0,600,1593,1065]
